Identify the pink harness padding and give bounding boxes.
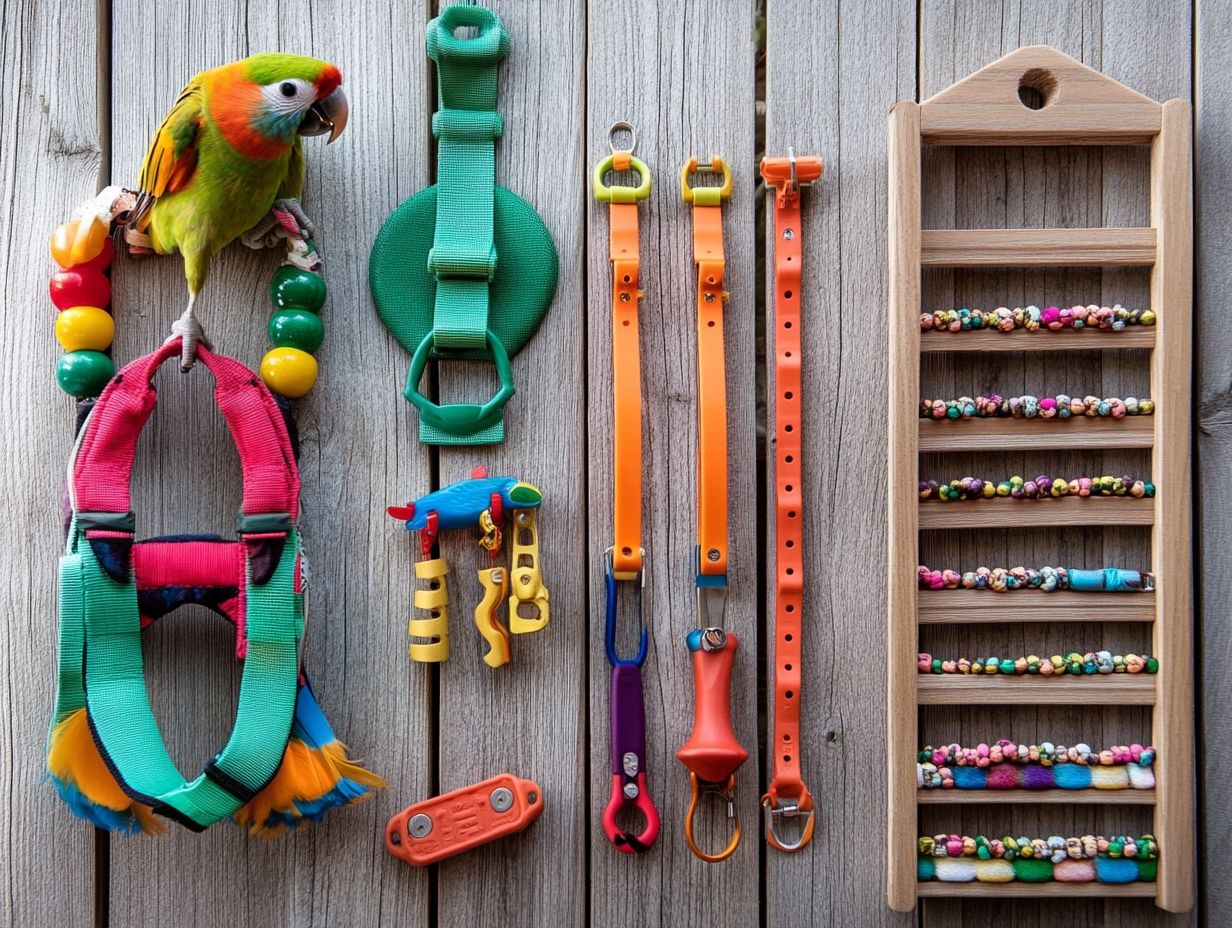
[133,540,246,590]
[73,340,300,518]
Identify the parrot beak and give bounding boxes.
[299,86,349,144]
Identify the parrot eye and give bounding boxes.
[279,82,297,97]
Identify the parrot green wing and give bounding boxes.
[130,78,205,229]
[276,138,306,200]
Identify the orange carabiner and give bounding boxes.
[684,773,741,863]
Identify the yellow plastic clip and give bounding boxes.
[474,567,512,668]
[684,772,741,863]
[409,557,450,662]
[508,509,549,633]
[679,156,732,208]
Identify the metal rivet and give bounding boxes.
[704,293,716,302]
[490,569,504,583]
[783,228,794,240]
[490,787,514,812]
[623,782,639,799]
[409,813,432,838]
[622,751,639,777]
[707,548,721,561]
[619,292,631,302]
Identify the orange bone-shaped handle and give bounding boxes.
[676,630,749,783]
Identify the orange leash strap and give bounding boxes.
[760,150,823,853]
[675,157,749,863]
[594,123,659,854]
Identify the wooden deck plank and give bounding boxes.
[585,2,760,926]
[435,2,586,925]
[919,416,1155,452]
[1196,3,1232,923]
[767,1,917,925]
[0,0,101,923]
[917,2,1193,926]
[105,1,433,926]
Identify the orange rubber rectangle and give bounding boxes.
[385,774,543,866]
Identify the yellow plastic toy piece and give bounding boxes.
[409,557,450,662]
[478,508,503,552]
[508,509,550,634]
[50,215,109,268]
[56,306,115,352]
[473,567,512,668]
[260,347,318,399]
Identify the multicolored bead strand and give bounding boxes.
[50,191,327,400]
[918,474,1155,501]
[920,304,1155,334]
[917,651,1158,675]
[920,394,1154,421]
[917,834,1158,884]
[261,239,327,398]
[918,740,1156,791]
[917,565,1154,593]
[50,206,117,398]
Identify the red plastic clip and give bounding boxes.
[385,774,543,866]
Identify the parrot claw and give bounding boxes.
[168,297,209,372]
[241,199,317,251]
[273,198,316,239]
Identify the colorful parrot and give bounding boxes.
[126,53,349,370]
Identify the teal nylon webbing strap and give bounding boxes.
[51,550,87,726]
[77,528,302,827]
[421,3,511,445]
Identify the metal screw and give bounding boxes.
[707,548,721,562]
[490,787,514,812]
[701,627,727,652]
[704,293,716,302]
[622,751,639,777]
[623,782,639,799]
[490,569,504,583]
[620,292,631,302]
[783,228,794,240]
[409,813,432,838]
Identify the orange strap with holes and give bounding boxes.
[760,152,823,853]
[610,181,644,578]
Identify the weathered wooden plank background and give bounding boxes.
[0,0,1220,925]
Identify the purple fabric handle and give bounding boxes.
[610,664,646,778]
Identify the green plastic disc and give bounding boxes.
[369,184,558,362]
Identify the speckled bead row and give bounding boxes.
[920,304,1156,334]
[917,564,1154,593]
[917,741,1156,791]
[918,474,1155,502]
[920,394,1154,420]
[917,651,1159,675]
[918,564,1069,591]
[916,834,1158,884]
[919,740,1155,768]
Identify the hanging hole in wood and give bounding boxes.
[1017,68,1057,110]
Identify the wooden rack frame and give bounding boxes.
[886,46,1193,913]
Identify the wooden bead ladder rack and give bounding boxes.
[885,46,1193,913]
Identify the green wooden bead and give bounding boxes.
[268,308,325,353]
[56,350,114,398]
[1145,656,1159,673]
[270,266,327,313]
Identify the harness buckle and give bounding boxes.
[761,793,816,853]
[685,772,741,863]
[679,156,733,207]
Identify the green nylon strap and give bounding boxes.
[72,528,302,827]
[426,6,508,353]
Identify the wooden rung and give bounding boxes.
[916,882,1156,899]
[920,228,1156,267]
[919,416,1154,452]
[917,674,1156,705]
[918,788,1155,805]
[918,590,1155,624]
[920,102,1162,146]
[919,496,1153,529]
[922,327,1156,353]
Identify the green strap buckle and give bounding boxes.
[405,328,515,445]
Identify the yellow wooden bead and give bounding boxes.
[55,306,115,352]
[260,347,318,398]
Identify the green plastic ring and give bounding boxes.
[593,153,652,204]
[404,328,516,439]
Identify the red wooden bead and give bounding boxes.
[50,266,110,310]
